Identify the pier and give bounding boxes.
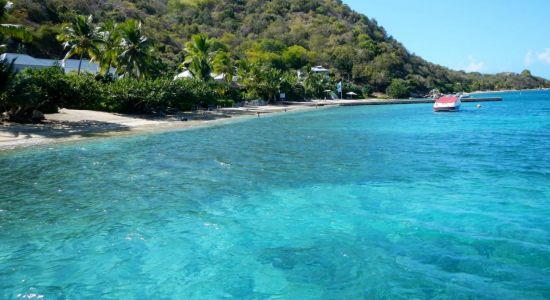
[461,97,502,102]
[283,97,502,107]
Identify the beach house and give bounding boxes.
[0,53,109,74]
[311,65,330,79]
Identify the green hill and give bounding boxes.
[6,0,550,94]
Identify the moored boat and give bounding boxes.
[433,95,461,112]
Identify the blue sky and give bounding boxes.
[345,0,550,79]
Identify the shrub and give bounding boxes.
[104,78,169,114]
[170,79,217,110]
[3,67,66,121]
[280,72,305,101]
[0,58,15,92]
[62,74,106,110]
[216,99,234,108]
[362,85,373,98]
[2,68,247,119]
[209,81,243,103]
[103,78,220,114]
[343,82,362,99]
[0,58,16,113]
[284,83,305,101]
[386,79,410,99]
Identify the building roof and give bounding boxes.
[212,73,226,81]
[311,66,329,72]
[1,53,49,67]
[174,71,233,82]
[174,70,194,80]
[1,53,103,74]
[57,59,102,73]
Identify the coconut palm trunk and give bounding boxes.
[78,52,83,74]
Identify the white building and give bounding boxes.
[311,65,330,79]
[0,53,108,74]
[173,69,194,80]
[174,70,236,83]
[311,65,330,74]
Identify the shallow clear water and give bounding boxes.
[1,91,550,299]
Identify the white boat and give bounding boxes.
[434,95,461,112]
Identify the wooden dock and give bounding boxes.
[461,97,502,102]
[283,97,502,107]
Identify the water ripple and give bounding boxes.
[1,91,550,298]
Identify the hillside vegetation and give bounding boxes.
[4,0,550,95]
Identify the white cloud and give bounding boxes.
[464,56,485,72]
[537,48,550,64]
[525,50,534,66]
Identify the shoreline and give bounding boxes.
[0,89,526,152]
[0,104,325,152]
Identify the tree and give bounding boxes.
[304,71,330,99]
[332,45,355,79]
[282,45,313,69]
[8,0,550,93]
[362,85,373,98]
[117,19,153,79]
[96,20,120,76]
[239,62,282,102]
[183,34,215,81]
[212,51,234,83]
[245,39,286,70]
[0,0,32,50]
[521,69,532,77]
[386,78,410,99]
[0,55,14,91]
[280,71,304,101]
[57,14,101,75]
[3,66,66,121]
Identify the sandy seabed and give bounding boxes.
[0,104,321,151]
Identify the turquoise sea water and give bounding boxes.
[1,91,550,299]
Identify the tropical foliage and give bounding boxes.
[2,67,66,120]
[182,34,214,81]
[0,56,14,91]
[116,19,152,79]
[0,66,239,120]
[54,15,156,79]
[386,79,410,99]
[56,14,101,74]
[8,0,549,96]
[95,20,120,75]
[0,0,32,50]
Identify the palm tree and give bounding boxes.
[304,70,330,99]
[212,51,235,83]
[182,34,214,81]
[238,62,282,102]
[96,20,120,76]
[117,19,152,79]
[56,14,101,75]
[0,0,32,51]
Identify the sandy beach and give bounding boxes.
[0,104,320,151]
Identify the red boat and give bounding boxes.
[433,95,461,112]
